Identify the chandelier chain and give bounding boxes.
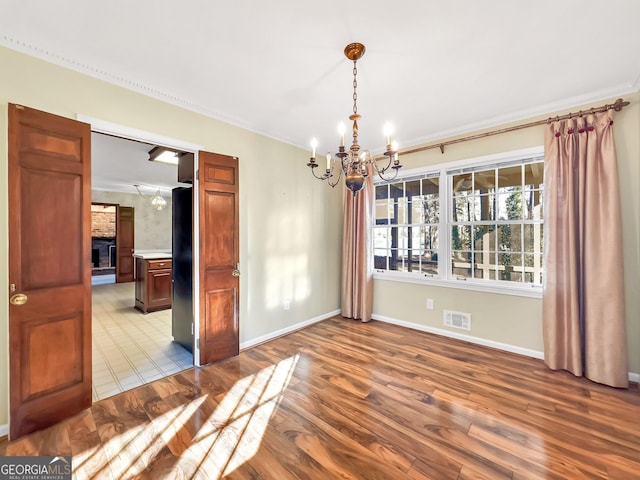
[352,60,358,115]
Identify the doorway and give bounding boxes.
[91,203,117,285]
[89,130,195,402]
[8,105,239,438]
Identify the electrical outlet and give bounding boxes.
[426,298,434,310]
[283,299,291,310]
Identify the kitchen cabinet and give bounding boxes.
[135,257,172,313]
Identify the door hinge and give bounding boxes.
[191,322,194,335]
[196,169,199,180]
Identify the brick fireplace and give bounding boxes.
[92,204,116,275]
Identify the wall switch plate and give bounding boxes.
[283,299,291,310]
[427,298,434,310]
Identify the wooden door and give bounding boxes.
[198,151,239,365]
[8,104,92,439]
[116,205,134,282]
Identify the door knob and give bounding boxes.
[10,293,28,306]
[232,270,240,277]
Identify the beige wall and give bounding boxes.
[374,91,640,377]
[92,190,172,251]
[0,47,343,428]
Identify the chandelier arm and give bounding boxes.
[309,166,329,180]
[327,163,344,188]
[372,156,394,176]
[376,167,400,183]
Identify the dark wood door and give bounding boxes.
[116,206,134,283]
[198,151,239,365]
[8,104,92,439]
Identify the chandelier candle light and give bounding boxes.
[307,42,402,194]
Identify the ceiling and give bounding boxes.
[2,0,640,159]
[90,133,185,195]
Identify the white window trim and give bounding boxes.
[373,146,544,299]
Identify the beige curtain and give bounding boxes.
[543,110,628,388]
[341,165,374,322]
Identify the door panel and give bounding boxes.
[203,191,236,267]
[116,206,134,282]
[148,270,172,308]
[8,104,92,439]
[21,169,83,289]
[198,152,239,365]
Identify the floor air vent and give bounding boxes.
[443,310,471,331]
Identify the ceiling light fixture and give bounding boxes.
[148,146,179,166]
[134,184,168,211]
[307,42,402,194]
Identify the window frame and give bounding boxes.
[372,146,544,299]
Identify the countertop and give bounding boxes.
[133,252,172,260]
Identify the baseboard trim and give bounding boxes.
[0,424,8,438]
[372,314,640,383]
[240,310,340,351]
[372,313,545,359]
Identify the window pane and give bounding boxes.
[523,188,544,220]
[410,194,423,224]
[453,197,473,222]
[473,224,495,251]
[452,174,472,196]
[475,194,495,221]
[397,226,409,249]
[474,251,497,280]
[499,253,523,282]
[498,192,523,220]
[423,177,439,198]
[420,226,439,250]
[421,250,438,275]
[374,249,389,270]
[394,250,409,272]
[388,249,402,271]
[374,227,391,249]
[497,165,522,193]
[474,170,496,194]
[524,163,543,189]
[395,196,407,225]
[498,224,523,252]
[523,254,543,284]
[451,225,472,250]
[535,189,544,220]
[375,199,389,225]
[421,200,439,224]
[376,184,389,200]
[523,224,543,253]
[451,251,472,278]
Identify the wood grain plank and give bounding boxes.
[1,317,638,479]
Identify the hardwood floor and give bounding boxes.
[1,317,639,479]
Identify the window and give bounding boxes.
[375,174,440,275]
[373,147,544,296]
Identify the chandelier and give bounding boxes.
[134,184,167,211]
[307,42,402,194]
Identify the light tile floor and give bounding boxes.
[91,282,193,401]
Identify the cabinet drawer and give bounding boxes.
[148,259,172,271]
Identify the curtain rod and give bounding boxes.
[399,98,629,156]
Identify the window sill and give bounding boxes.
[373,271,543,299]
